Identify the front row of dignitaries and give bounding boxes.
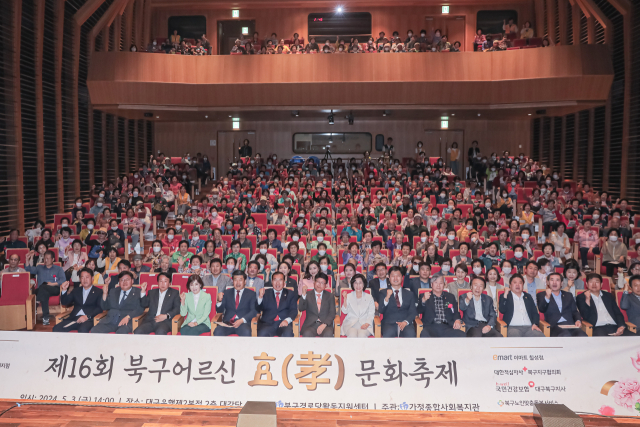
[52,267,636,337]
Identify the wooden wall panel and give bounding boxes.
[154,119,531,169]
[149,3,534,54]
[35,0,46,221]
[87,45,613,110]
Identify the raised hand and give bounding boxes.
[465,292,473,303]
[140,282,147,294]
[180,292,187,305]
[385,288,393,302]
[217,291,224,302]
[422,291,431,302]
[60,281,70,292]
[301,286,308,297]
[545,288,552,299]
[259,287,265,299]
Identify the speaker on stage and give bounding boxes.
[375,134,384,151]
[533,403,584,427]
[236,401,277,427]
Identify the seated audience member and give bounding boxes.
[206,258,232,292]
[499,274,545,337]
[459,277,501,337]
[135,272,181,335]
[256,272,297,337]
[298,272,335,337]
[53,268,102,333]
[561,261,584,298]
[369,263,390,307]
[576,273,627,336]
[25,250,66,326]
[0,229,28,251]
[448,263,470,296]
[419,275,465,337]
[601,229,627,277]
[214,270,257,336]
[91,271,143,334]
[621,275,640,335]
[406,262,431,300]
[180,275,213,336]
[245,260,265,292]
[379,266,417,338]
[340,274,375,338]
[537,273,587,337]
[523,261,546,306]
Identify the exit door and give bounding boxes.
[216,131,256,178]
[424,130,464,175]
[218,20,255,54]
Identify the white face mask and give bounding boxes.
[502,267,512,275]
[153,246,161,253]
[175,225,181,231]
[111,226,118,231]
[420,237,427,243]
[473,267,482,275]
[320,264,328,272]
[317,236,324,243]
[413,265,420,273]
[76,202,82,207]
[546,180,552,185]
[521,234,530,240]
[442,265,451,272]
[260,248,267,255]
[292,235,299,242]
[466,225,473,230]
[318,250,326,256]
[448,235,455,241]
[227,264,235,271]
[133,192,138,197]
[593,214,599,219]
[87,224,94,230]
[167,234,174,240]
[609,235,618,242]
[514,251,523,259]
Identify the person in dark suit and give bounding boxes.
[459,277,501,337]
[537,273,587,337]
[369,263,391,311]
[378,266,417,338]
[91,271,144,334]
[256,272,298,337]
[214,270,258,336]
[134,272,181,335]
[621,275,640,335]
[53,268,103,333]
[499,274,545,337]
[298,272,335,337]
[577,273,627,336]
[406,262,431,301]
[419,275,465,337]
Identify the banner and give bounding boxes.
[0,331,639,416]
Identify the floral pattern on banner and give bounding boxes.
[600,351,640,416]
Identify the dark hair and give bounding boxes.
[118,270,134,281]
[231,270,247,280]
[509,273,525,285]
[350,273,368,290]
[79,267,94,279]
[388,266,403,276]
[546,272,563,283]
[471,276,486,287]
[186,274,205,290]
[629,275,640,286]
[525,260,538,269]
[118,259,131,269]
[585,272,603,283]
[157,272,172,283]
[315,272,329,284]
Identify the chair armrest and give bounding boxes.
[251,314,260,337]
[496,319,508,337]
[415,316,423,338]
[595,255,601,274]
[627,322,637,334]
[334,314,341,337]
[374,315,381,338]
[92,311,108,326]
[581,320,593,337]
[55,309,73,324]
[459,321,466,333]
[293,313,300,337]
[171,314,184,335]
[132,312,147,332]
[25,294,36,330]
[573,242,579,261]
[539,320,550,337]
[210,312,223,334]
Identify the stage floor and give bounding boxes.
[0,401,637,426]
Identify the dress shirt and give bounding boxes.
[547,292,567,322]
[156,289,167,316]
[383,287,403,306]
[525,278,539,307]
[510,293,532,326]
[257,289,292,324]
[591,292,616,327]
[379,278,388,290]
[472,295,487,322]
[217,288,246,323]
[61,286,91,316]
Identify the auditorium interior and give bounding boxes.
[1,0,640,424]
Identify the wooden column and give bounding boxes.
[135,0,145,49]
[124,119,130,173]
[572,113,579,181]
[587,16,595,44]
[557,0,568,45]
[72,23,81,196]
[143,0,152,50]
[572,0,582,44]
[124,0,134,49]
[143,120,148,164]
[88,33,96,186]
[114,11,122,50]
[534,0,545,42]
[134,120,139,170]
[586,109,594,182]
[11,0,25,231]
[102,112,107,184]
[559,116,566,178]
[113,116,119,178]
[35,0,46,221]
[549,117,555,171]
[547,0,557,45]
[54,0,65,213]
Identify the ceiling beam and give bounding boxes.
[74,0,106,26]
[90,0,128,39]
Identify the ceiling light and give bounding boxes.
[336,6,343,13]
[292,110,299,117]
[229,115,232,118]
[528,113,532,116]
[205,115,208,118]
[156,116,159,119]
[477,113,481,117]
[451,113,455,116]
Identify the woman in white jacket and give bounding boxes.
[340,274,375,338]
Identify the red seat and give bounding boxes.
[5,248,29,264]
[172,273,192,294]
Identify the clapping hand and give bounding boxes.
[60,281,70,292]
[140,282,147,294]
[259,288,265,299]
[180,292,187,305]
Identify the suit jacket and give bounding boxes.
[419,291,460,326]
[406,277,431,301]
[369,278,391,302]
[342,292,376,335]
[100,287,144,325]
[60,285,103,319]
[133,265,151,284]
[298,290,336,334]
[218,287,258,324]
[141,288,181,324]
[537,290,581,326]
[257,288,298,326]
[246,276,265,293]
[499,291,540,326]
[180,291,212,328]
[378,288,418,325]
[576,291,625,328]
[459,293,497,327]
[621,292,640,327]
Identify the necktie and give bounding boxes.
[394,290,401,308]
[316,293,322,312]
[274,291,281,321]
[235,290,240,309]
[120,291,128,305]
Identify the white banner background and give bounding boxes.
[0,332,639,416]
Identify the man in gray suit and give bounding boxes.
[523,261,546,307]
[245,261,265,293]
[91,271,144,334]
[134,272,181,335]
[459,277,501,337]
[298,272,335,337]
[621,275,640,335]
[205,258,232,292]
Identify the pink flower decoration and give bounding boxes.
[631,352,640,372]
[611,379,640,409]
[598,406,615,416]
[447,303,453,309]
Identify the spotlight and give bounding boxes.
[477,113,481,117]
[328,110,334,125]
[205,115,208,119]
[346,111,354,125]
[336,6,343,13]
[292,110,299,117]
[383,110,391,117]
[156,116,160,119]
